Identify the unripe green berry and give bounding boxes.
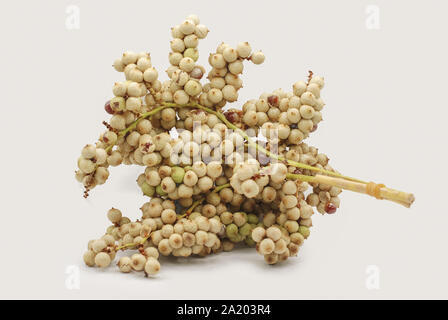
[226,223,238,237]
[220,211,233,225]
[247,214,259,224]
[239,223,253,237]
[141,182,155,197]
[299,226,310,239]
[171,166,185,183]
[156,185,167,196]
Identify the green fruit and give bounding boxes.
[239,223,253,237]
[299,226,310,239]
[226,223,238,237]
[155,184,167,196]
[171,166,185,184]
[247,213,259,224]
[220,211,233,225]
[229,233,244,243]
[141,182,155,197]
[245,235,256,247]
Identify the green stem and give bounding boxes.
[162,102,366,184]
[105,105,168,153]
[286,173,316,183]
[103,101,366,185]
[116,235,150,251]
[178,183,231,219]
[186,199,203,215]
[213,183,231,193]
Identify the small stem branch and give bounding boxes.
[186,199,203,215]
[116,236,150,251]
[100,101,414,208]
[162,102,365,183]
[213,183,231,193]
[287,173,414,208]
[105,106,167,153]
[179,183,231,219]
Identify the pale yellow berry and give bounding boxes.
[259,238,275,255]
[131,253,147,271]
[94,252,111,268]
[144,257,161,275]
[252,227,266,242]
[83,251,95,267]
[118,257,132,273]
[251,51,265,64]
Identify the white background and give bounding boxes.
[0,0,447,299]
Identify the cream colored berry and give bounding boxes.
[241,179,260,198]
[236,42,252,58]
[287,207,301,220]
[113,58,125,72]
[184,80,202,96]
[210,54,226,68]
[252,227,266,242]
[161,209,177,224]
[282,195,298,209]
[92,239,107,253]
[285,220,299,233]
[223,47,238,62]
[179,57,195,72]
[107,208,122,224]
[118,257,132,273]
[131,253,147,271]
[293,81,307,96]
[174,90,189,104]
[251,51,265,64]
[259,238,275,255]
[299,105,315,119]
[228,60,243,74]
[95,252,111,268]
[158,239,172,256]
[144,257,161,275]
[169,233,183,249]
[122,51,138,65]
[180,19,195,35]
[143,67,158,83]
[195,230,208,245]
[195,24,209,39]
[266,226,282,241]
[171,38,185,52]
[222,85,238,102]
[264,253,278,265]
[83,251,96,267]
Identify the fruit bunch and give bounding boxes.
[77,15,414,278]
